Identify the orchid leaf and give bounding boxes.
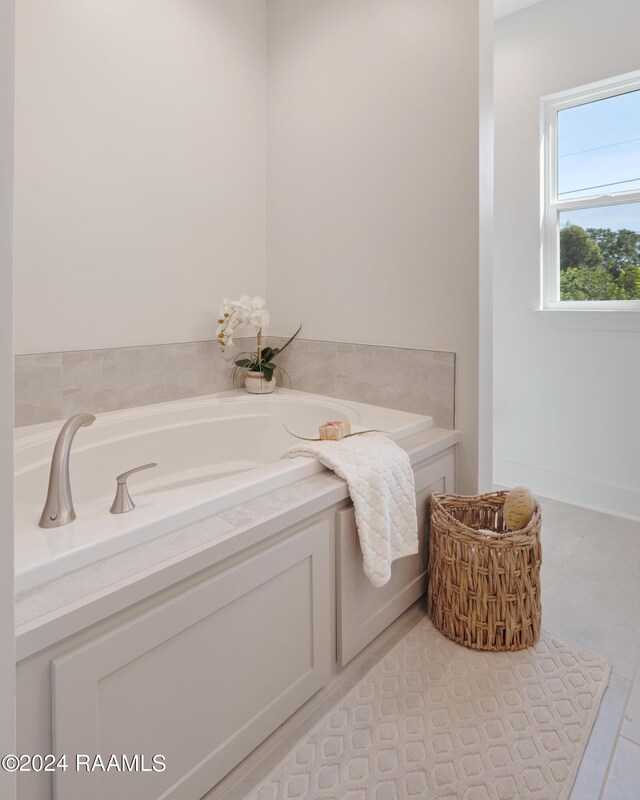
[260,347,274,363]
[273,323,302,359]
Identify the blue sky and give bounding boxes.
[558,89,640,232]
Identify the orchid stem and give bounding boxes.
[257,328,262,372]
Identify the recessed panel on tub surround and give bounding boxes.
[13,338,455,429]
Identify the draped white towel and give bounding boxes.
[286,432,418,587]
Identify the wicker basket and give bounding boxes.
[427,491,542,651]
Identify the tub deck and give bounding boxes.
[14,389,432,591]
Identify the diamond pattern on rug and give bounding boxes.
[243,617,610,800]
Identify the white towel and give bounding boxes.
[286,432,418,587]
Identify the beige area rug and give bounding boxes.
[244,617,610,800]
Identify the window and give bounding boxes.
[542,72,640,309]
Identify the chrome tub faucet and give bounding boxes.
[39,413,95,528]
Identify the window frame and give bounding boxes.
[541,70,640,311]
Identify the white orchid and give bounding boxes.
[239,295,271,330]
[216,295,270,351]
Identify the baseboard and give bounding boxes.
[493,459,640,522]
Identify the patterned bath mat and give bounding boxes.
[243,617,610,800]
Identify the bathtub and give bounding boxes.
[15,389,432,592]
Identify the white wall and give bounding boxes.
[267,0,493,493]
[494,0,640,517]
[14,0,267,355]
[13,0,493,491]
[0,0,16,793]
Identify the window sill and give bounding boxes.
[535,308,640,331]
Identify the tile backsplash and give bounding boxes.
[270,338,455,429]
[14,338,455,429]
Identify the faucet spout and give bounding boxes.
[39,413,96,528]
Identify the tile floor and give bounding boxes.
[207,495,640,800]
[539,497,640,800]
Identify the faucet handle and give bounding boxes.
[110,463,157,514]
[116,462,158,484]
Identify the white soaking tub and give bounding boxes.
[14,389,432,592]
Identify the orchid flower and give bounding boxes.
[216,295,270,351]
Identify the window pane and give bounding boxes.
[559,203,640,300]
[557,89,640,199]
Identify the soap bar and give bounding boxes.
[319,420,351,440]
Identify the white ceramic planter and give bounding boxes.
[244,370,276,394]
